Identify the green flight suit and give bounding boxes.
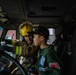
[37,46,61,75]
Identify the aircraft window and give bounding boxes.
[0,26,3,37]
[5,30,16,40]
[47,28,56,44]
[5,30,16,59]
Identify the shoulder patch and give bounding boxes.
[49,62,60,69]
[40,56,45,66]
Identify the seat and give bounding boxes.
[67,28,76,75]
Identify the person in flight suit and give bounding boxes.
[30,26,62,75]
[2,21,38,75]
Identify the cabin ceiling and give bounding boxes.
[0,0,76,24]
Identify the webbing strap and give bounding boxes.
[16,46,22,55]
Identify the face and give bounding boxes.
[24,35,32,44]
[33,34,42,46]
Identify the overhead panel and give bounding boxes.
[0,0,25,20]
[27,0,75,18]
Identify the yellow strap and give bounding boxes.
[15,46,22,55]
[16,46,18,55]
[19,46,22,55]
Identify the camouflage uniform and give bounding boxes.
[3,40,38,74]
[13,41,38,74]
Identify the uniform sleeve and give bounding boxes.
[22,45,38,57]
[46,50,61,75]
[12,41,25,55]
[14,42,38,57]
